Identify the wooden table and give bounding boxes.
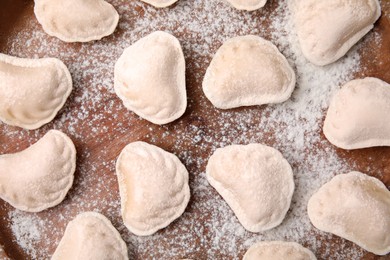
[0,0,389,259]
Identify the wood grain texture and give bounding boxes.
[0,0,389,259]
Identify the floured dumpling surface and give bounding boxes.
[116,141,190,236]
[243,241,317,260]
[291,0,381,66]
[324,77,390,149]
[52,212,128,260]
[203,35,296,109]
[206,144,294,232]
[308,172,390,255]
[34,0,119,42]
[226,0,267,11]
[0,53,72,130]
[140,0,179,8]
[0,130,76,212]
[114,31,187,124]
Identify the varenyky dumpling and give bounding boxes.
[291,0,381,66]
[0,130,76,212]
[52,212,128,260]
[226,0,267,11]
[324,77,390,149]
[203,35,296,109]
[243,241,317,260]
[206,144,294,232]
[308,172,390,255]
[116,141,190,236]
[114,31,187,124]
[140,0,179,8]
[34,0,119,42]
[0,53,72,130]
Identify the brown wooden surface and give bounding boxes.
[0,0,389,259]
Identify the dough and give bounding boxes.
[0,53,72,130]
[203,35,295,109]
[291,0,381,66]
[114,31,187,124]
[243,241,317,260]
[0,130,76,212]
[140,0,179,8]
[206,144,294,232]
[308,172,390,255]
[52,212,128,260]
[116,141,190,236]
[226,0,267,11]
[324,77,390,149]
[34,0,119,42]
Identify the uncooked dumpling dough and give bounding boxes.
[116,141,190,236]
[114,31,187,124]
[34,0,119,42]
[206,144,294,232]
[243,241,317,260]
[52,212,128,260]
[324,77,390,149]
[203,35,296,109]
[291,0,381,66]
[0,130,76,212]
[308,172,390,255]
[0,53,72,130]
[140,0,179,8]
[226,0,267,11]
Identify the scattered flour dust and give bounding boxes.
[1,0,382,259]
[8,210,45,259]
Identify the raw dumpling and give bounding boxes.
[226,0,267,11]
[114,31,187,124]
[0,130,76,212]
[34,0,119,42]
[243,241,317,260]
[308,172,390,255]
[206,144,294,232]
[323,77,390,149]
[0,53,72,130]
[291,0,381,66]
[116,141,190,236]
[52,212,128,260]
[140,0,179,8]
[203,35,296,109]
[0,245,10,260]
